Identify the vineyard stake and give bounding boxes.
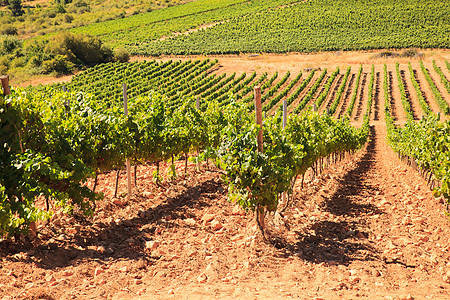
[281,100,288,208]
[196,96,200,171]
[123,83,132,199]
[254,86,265,236]
[254,86,263,152]
[0,75,11,96]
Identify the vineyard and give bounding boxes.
[1,54,450,298]
[67,0,450,55]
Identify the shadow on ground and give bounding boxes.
[1,178,224,270]
[277,126,384,266]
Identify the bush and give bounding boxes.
[0,25,18,36]
[0,35,21,55]
[41,54,75,74]
[46,32,114,65]
[64,14,74,23]
[114,48,130,63]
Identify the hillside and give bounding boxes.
[68,0,450,55]
[0,0,191,38]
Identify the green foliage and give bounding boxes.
[0,25,18,36]
[0,89,99,237]
[8,0,24,17]
[387,114,450,208]
[70,0,297,50]
[41,54,76,74]
[45,32,113,65]
[218,107,368,213]
[114,48,130,63]
[383,63,450,213]
[2,32,113,78]
[0,35,22,55]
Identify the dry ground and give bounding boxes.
[3,51,450,299]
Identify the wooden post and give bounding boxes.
[313,103,317,112]
[254,86,263,153]
[0,75,11,95]
[281,99,288,207]
[254,86,264,233]
[195,96,200,171]
[123,83,132,199]
[63,85,70,110]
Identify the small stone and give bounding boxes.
[211,220,223,231]
[62,269,74,277]
[145,241,160,250]
[418,235,429,242]
[184,218,196,226]
[380,199,389,206]
[122,220,133,227]
[46,274,56,282]
[201,214,215,223]
[134,279,143,285]
[168,289,174,294]
[355,232,365,239]
[125,238,135,243]
[443,275,450,283]
[231,234,244,242]
[349,276,360,284]
[66,228,77,235]
[346,230,356,237]
[372,270,381,277]
[143,191,153,198]
[112,199,123,206]
[50,281,59,287]
[97,246,106,254]
[412,217,424,225]
[25,282,34,289]
[197,273,207,283]
[119,266,128,273]
[94,267,104,277]
[400,295,414,300]
[232,206,245,216]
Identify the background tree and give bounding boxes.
[8,0,24,16]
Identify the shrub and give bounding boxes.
[114,48,130,63]
[64,14,74,23]
[0,25,18,36]
[0,35,21,55]
[46,32,114,65]
[41,54,75,74]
